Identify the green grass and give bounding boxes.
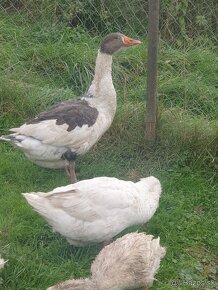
[0,144,217,290]
[0,6,218,290]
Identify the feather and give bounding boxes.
[0,256,6,270]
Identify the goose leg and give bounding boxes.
[65,161,77,184]
[142,288,147,290]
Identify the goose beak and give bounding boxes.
[122,36,141,46]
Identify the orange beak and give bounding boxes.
[122,36,141,46]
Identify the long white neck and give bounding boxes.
[93,50,113,83]
[88,50,115,100]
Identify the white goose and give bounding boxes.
[47,232,166,290]
[22,176,161,247]
[0,33,141,183]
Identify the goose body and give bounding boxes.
[0,33,141,182]
[47,232,166,290]
[22,176,161,246]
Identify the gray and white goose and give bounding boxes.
[0,33,141,183]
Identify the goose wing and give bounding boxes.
[10,98,98,147]
[41,177,137,222]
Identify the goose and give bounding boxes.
[47,232,166,290]
[22,176,161,247]
[0,33,141,183]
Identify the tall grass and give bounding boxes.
[0,10,217,171]
[1,0,217,42]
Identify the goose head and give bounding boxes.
[137,176,162,197]
[100,32,141,54]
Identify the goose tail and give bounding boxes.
[0,134,26,148]
[22,192,50,218]
[0,134,16,142]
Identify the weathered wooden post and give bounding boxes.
[145,0,160,143]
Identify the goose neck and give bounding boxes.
[93,50,113,82]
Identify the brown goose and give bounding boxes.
[0,33,141,183]
[47,232,166,290]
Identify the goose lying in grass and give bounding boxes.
[0,33,141,183]
[22,176,161,247]
[47,232,166,290]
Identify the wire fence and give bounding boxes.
[1,0,217,41]
[0,0,217,121]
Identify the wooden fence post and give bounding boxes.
[145,0,160,143]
